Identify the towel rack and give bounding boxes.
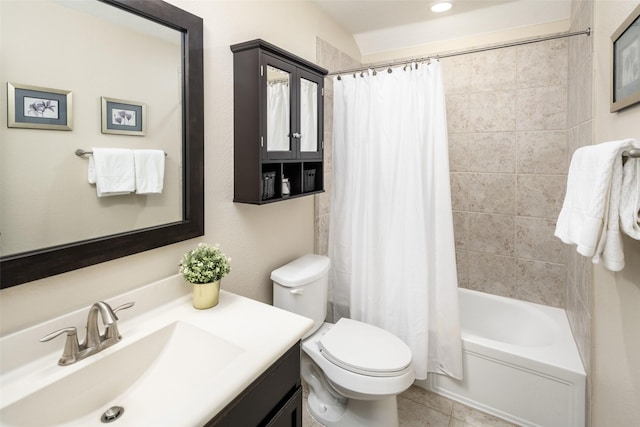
[75,149,167,157]
[622,148,640,158]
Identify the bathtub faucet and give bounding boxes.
[40,301,135,366]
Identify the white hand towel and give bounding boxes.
[620,153,640,240]
[134,149,165,194]
[555,139,640,271]
[92,148,136,197]
[88,156,96,184]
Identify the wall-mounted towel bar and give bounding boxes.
[75,149,167,157]
[622,148,639,158]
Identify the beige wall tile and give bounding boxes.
[574,60,593,126]
[446,94,470,133]
[565,268,591,371]
[516,86,568,131]
[441,56,472,95]
[468,173,516,214]
[315,174,331,217]
[467,252,516,297]
[517,39,568,88]
[467,213,515,256]
[468,48,518,92]
[316,37,340,72]
[467,91,517,132]
[469,132,515,173]
[516,130,568,174]
[456,249,470,288]
[515,216,566,262]
[314,213,330,256]
[452,211,468,250]
[323,131,333,173]
[449,133,470,172]
[515,259,566,307]
[516,174,566,218]
[450,173,469,211]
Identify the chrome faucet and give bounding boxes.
[40,301,135,366]
[84,301,118,349]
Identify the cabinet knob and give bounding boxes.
[292,132,302,139]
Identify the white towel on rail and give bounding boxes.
[134,149,165,194]
[554,139,640,271]
[91,147,136,197]
[619,152,640,239]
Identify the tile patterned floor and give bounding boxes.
[302,384,520,427]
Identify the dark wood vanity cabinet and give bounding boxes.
[231,39,328,204]
[206,342,303,427]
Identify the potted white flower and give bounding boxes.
[179,243,231,309]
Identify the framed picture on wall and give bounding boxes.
[611,4,640,112]
[101,96,146,136]
[7,83,73,130]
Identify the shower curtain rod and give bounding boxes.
[328,28,591,77]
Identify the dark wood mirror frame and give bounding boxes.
[0,0,204,289]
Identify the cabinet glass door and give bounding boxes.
[299,77,318,153]
[266,65,291,153]
[298,70,323,159]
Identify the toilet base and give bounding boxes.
[307,391,399,427]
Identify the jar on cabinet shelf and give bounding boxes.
[231,39,327,204]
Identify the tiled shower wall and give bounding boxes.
[443,41,569,307]
[565,0,594,421]
[314,37,571,308]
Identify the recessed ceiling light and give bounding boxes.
[431,1,452,13]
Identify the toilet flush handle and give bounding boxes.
[290,288,304,295]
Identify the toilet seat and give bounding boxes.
[318,318,412,377]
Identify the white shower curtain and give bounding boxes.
[329,61,463,380]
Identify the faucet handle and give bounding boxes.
[103,302,135,341]
[40,327,80,366]
[112,301,135,314]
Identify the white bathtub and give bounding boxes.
[420,288,586,427]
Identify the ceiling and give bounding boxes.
[311,0,572,57]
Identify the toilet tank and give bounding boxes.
[271,254,330,338]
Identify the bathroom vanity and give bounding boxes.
[0,276,313,426]
[231,39,328,204]
[207,342,302,426]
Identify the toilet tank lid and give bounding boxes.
[271,254,330,287]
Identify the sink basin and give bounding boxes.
[0,321,243,426]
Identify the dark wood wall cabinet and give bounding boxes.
[206,342,303,427]
[231,39,328,204]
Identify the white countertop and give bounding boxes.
[0,275,314,426]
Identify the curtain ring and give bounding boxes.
[387,67,392,73]
[372,69,377,76]
[336,75,341,81]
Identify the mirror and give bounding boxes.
[0,0,204,288]
[300,78,318,152]
[266,65,291,152]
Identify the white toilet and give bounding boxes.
[272,254,414,427]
